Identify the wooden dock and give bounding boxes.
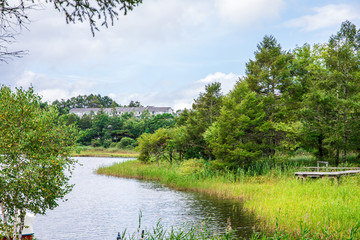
[295,170,360,180]
[295,161,360,182]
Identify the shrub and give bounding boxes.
[178,159,205,176]
[118,137,136,149]
[91,139,102,147]
[103,139,112,148]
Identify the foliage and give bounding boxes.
[178,82,223,159]
[73,109,175,148]
[204,81,269,167]
[52,94,119,114]
[178,158,206,176]
[137,128,170,164]
[299,21,360,165]
[0,86,77,240]
[118,137,136,149]
[136,21,360,169]
[128,100,142,107]
[244,35,294,156]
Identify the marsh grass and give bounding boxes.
[97,157,360,239]
[72,146,139,158]
[116,211,236,240]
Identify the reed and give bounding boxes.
[115,211,236,240]
[97,159,360,239]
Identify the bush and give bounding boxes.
[91,139,102,147]
[178,158,205,176]
[109,142,118,148]
[103,139,112,148]
[118,137,136,149]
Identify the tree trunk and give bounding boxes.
[169,152,173,164]
[335,149,340,166]
[13,209,19,240]
[18,210,26,240]
[342,90,348,164]
[318,136,323,161]
[156,155,159,167]
[1,201,11,240]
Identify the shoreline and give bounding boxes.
[96,160,360,239]
[72,147,139,158]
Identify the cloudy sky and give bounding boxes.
[1,0,360,110]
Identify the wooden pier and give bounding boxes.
[295,161,360,182]
[295,170,360,180]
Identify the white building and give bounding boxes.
[69,106,174,118]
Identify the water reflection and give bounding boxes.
[34,157,257,240]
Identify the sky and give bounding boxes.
[1,0,360,110]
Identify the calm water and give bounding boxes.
[34,157,258,239]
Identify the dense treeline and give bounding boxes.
[52,94,119,114]
[51,95,174,149]
[138,21,360,168]
[52,94,142,115]
[60,110,175,149]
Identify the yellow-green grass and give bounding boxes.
[97,160,360,238]
[72,146,139,158]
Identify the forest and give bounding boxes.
[135,20,360,168]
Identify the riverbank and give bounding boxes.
[97,160,360,239]
[72,146,139,158]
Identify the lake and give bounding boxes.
[34,157,258,239]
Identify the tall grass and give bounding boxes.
[115,211,235,240]
[97,158,360,239]
[72,146,139,158]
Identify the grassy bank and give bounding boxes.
[97,159,360,239]
[72,146,139,158]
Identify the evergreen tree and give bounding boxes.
[204,81,268,167]
[244,35,293,156]
[183,82,223,159]
[324,21,360,164]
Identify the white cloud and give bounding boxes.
[112,72,240,110]
[15,71,97,102]
[286,4,360,31]
[108,93,117,100]
[215,0,285,26]
[14,0,287,68]
[12,0,213,67]
[13,70,238,110]
[197,72,240,93]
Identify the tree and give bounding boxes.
[183,82,223,159]
[128,100,142,107]
[147,113,175,133]
[52,94,119,115]
[204,81,269,167]
[91,111,111,145]
[0,34,27,63]
[296,21,360,165]
[244,35,293,156]
[324,20,360,164]
[137,128,170,165]
[0,86,77,239]
[292,43,332,161]
[0,0,143,62]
